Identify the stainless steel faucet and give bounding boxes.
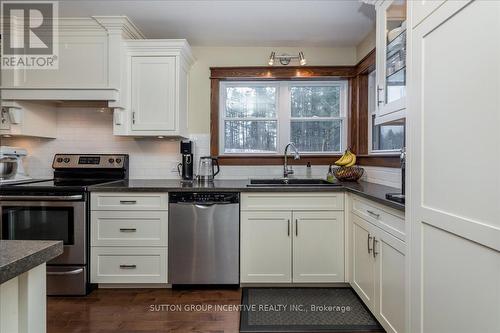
[283,142,300,178]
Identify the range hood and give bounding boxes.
[0,87,119,102]
[0,16,143,105]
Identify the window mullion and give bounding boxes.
[278,82,291,153]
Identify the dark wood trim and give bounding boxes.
[209,52,399,168]
[355,49,376,75]
[210,66,356,80]
[357,74,370,155]
[210,78,220,157]
[217,154,400,168]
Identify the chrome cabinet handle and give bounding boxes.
[119,264,137,269]
[132,111,136,124]
[367,210,380,219]
[120,200,137,205]
[377,85,384,106]
[367,234,373,254]
[295,219,298,236]
[119,228,137,232]
[373,237,379,258]
[287,219,290,236]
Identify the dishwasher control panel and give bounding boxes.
[169,192,239,204]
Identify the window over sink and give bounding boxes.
[219,81,348,155]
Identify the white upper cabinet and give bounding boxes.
[375,0,407,125]
[113,40,194,137]
[131,56,176,132]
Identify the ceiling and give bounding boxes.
[58,0,375,47]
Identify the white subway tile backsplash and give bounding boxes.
[3,107,401,188]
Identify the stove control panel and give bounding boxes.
[53,154,128,169]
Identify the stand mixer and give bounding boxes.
[0,146,31,184]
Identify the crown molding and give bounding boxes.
[92,16,145,39]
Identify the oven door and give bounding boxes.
[0,195,86,265]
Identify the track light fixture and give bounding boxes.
[268,51,307,66]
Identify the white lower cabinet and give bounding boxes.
[293,211,344,283]
[90,192,169,285]
[350,212,405,333]
[240,193,345,284]
[240,211,292,283]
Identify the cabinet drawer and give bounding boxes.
[91,211,167,247]
[351,196,405,241]
[91,192,168,210]
[241,192,344,211]
[91,247,167,284]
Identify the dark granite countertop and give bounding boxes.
[0,240,63,284]
[90,179,404,211]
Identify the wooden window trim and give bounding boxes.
[210,50,400,168]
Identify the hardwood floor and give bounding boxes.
[47,288,242,333]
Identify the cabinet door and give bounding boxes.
[131,56,176,132]
[376,0,407,121]
[240,211,292,283]
[409,1,500,332]
[373,229,406,333]
[351,214,375,309]
[292,211,344,283]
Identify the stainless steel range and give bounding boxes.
[0,154,128,295]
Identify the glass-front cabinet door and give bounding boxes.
[375,0,407,124]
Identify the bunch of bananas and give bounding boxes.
[334,149,356,167]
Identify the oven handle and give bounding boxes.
[0,195,83,201]
[47,268,84,276]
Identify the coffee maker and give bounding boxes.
[177,141,194,181]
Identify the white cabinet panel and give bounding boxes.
[131,56,176,132]
[91,211,168,247]
[374,227,405,333]
[350,209,406,333]
[409,2,500,331]
[91,192,168,211]
[241,192,344,211]
[352,196,405,241]
[240,211,292,283]
[351,215,376,309]
[292,211,344,283]
[91,247,167,284]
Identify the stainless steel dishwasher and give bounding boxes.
[168,192,239,285]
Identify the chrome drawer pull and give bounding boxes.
[367,234,373,254]
[287,219,290,236]
[119,264,137,269]
[120,200,137,205]
[373,238,379,258]
[119,228,137,232]
[367,210,380,219]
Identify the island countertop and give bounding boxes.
[0,240,63,284]
[90,179,404,211]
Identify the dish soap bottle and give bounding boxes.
[306,162,312,178]
[326,165,335,183]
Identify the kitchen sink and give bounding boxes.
[247,178,340,187]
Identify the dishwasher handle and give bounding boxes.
[173,201,235,206]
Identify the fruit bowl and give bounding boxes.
[332,166,364,182]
